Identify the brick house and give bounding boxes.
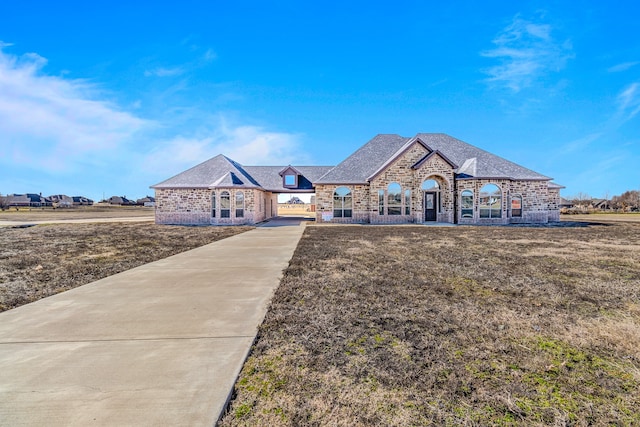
[151,133,562,225]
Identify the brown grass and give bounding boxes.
[220,223,640,426]
[0,223,252,312]
[0,205,154,221]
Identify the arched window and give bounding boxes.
[404,189,411,215]
[461,190,473,219]
[387,183,402,215]
[421,179,439,191]
[220,191,230,218]
[511,195,522,217]
[333,187,352,218]
[479,184,501,218]
[378,189,384,215]
[235,191,244,218]
[211,191,216,218]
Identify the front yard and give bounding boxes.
[221,222,640,426]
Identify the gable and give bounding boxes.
[367,138,432,181]
[411,150,458,171]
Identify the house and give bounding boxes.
[108,196,135,205]
[285,196,305,204]
[6,194,49,207]
[151,133,563,225]
[591,199,611,211]
[49,194,74,208]
[72,196,94,206]
[136,196,156,207]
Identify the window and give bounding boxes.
[284,174,296,187]
[235,191,244,218]
[220,191,230,218]
[405,189,411,215]
[211,191,216,218]
[378,189,384,215]
[421,179,439,191]
[511,195,522,217]
[479,184,501,218]
[333,187,352,217]
[461,190,473,219]
[387,183,402,215]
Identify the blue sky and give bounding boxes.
[1,1,639,201]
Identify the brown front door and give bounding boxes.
[424,192,437,221]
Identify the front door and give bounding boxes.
[424,192,437,221]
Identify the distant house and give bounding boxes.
[108,196,135,205]
[49,194,74,208]
[72,196,94,206]
[591,199,611,210]
[152,133,563,225]
[136,196,156,207]
[559,198,574,209]
[7,194,48,207]
[285,196,305,204]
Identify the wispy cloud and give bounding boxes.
[608,61,639,73]
[144,66,186,77]
[481,13,573,92]
[616,82,640,121]
[145,120,307,179]
[143,45,217,79]
[0,44,149,173]
[0,43,308,198]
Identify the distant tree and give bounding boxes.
[611,190,640,211]
[0,194,8,211]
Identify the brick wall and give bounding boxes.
[316,142,458,224]
[455,179,553,225]
[155,187,276,225]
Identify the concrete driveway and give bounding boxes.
[0,217,306,426]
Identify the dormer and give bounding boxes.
[279,165,302,188]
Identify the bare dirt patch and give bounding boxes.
[220,223,640,426]
[0,223,252,312]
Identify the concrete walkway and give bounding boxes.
[0,218,306,426]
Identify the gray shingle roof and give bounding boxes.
[243,166,333,192]
[315,134,410,184]
[151,154,332,191]
[316,133,551,183]
[415,133,550,180]
[151,155,261,189]
[152,133,554,191]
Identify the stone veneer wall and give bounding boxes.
[315,142,458,224]
[411,153,455,224]
[509,180,551,224]
[547,188,561,222]
[315,184,370,223]
[155,188,212,225]
[155,188,277,225]
[455,179,553,225]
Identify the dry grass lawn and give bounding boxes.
[221,223,640,426]
[0,205,154,221]
[0,223,252,312]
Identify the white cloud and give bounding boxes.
[0,44,309,198]
[0,45,149,172]
[481,14,573,91]
[203,49,217,62]
[608,61,639,73]
[145,120,307,178]
[144,66,185,77]
[616,82,640,120]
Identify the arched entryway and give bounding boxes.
[421,179,440,221]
